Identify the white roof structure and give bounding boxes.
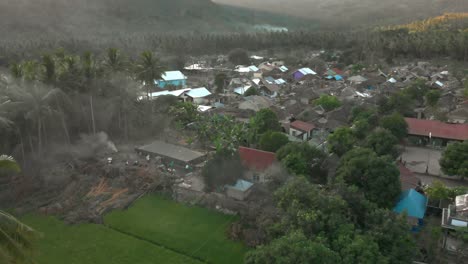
[279,66,289,72]
[161,71,187,81]
[236,65,259,73]
[250,55,264,60]
[440,71,449,75]
[388,77,397,83]
[144,88,191,100]
[234,86,252,95]
[348,75,368,83]
[275,78,287,85]
[435,81,444,87]
[249,65,260,72]
[197,105,214,112]
[298,67,317,75]
[251,78,261,85]
[455,194,468,214]
[185,87,212,98]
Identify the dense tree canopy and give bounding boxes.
[259,131,289,153]
[276,143,326,180]
[336,148,401,208]
[364,128,399,158]
[249,109,281,143]
[314,95,341,111]
[440,141,468,179]
[327,127,357,156]
[245,177,416,264]
[379,112,408,140]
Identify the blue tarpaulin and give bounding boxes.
[393,189,427,219]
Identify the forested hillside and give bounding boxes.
[385,13,468,32]
[215,0,468,29]
[0,0,310,40]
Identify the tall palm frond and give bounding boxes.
[0,155,20,172]
[0,157,38,264]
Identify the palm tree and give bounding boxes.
[10,63,23,80]
[103,48,126,73]
[0,155,38,264]
[134,51,165,98]
[5,83,68,154]
[40,54,56,85]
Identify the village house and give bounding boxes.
[259,83,280,98]
[441,194,468,255]
[238,146,276,183]
[405,118,468,146]
[393,189,428,232]
[258,62,275,72]
[135,140,206,167]
[185,87,212,105]
[289,120,316,141]
[225,179,254,201]
[155,71,187,88]
[292,67,317,81]
[447,105,468,124]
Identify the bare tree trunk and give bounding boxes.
[19,133,26,168]
[124,111,129,142]
[28,134,34,154]
[90,95,96,135]
[37,118,42,154]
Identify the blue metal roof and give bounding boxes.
[161,71,187,81]
[393,189,427,219]
[185,87,211,98]
[227,179,254,192]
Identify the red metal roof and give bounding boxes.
[291,120,316,132]
[332,68,344,75]
[405,118,468,141]
[399,163,420,191]
[238,147,276,172]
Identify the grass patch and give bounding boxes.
[104,195,247,264]
[22,215,202,264]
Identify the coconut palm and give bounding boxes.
[134,51,165,97]
[103,48,126,73]
[4,83,68,154]
[40,54,56,85]
[0,155,38,264]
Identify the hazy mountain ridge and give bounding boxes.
[214,0,468,28]
[0,0,311,40]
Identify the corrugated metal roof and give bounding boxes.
[161,71,187,81]
[226,179,254,192]
[234,86,252,95]
[405,118,468,141]
[299,68,317,75]
[149,88,191,98]
[249,65,260,72]
[393,189,427,219]
[186,87,212,98]
[239,147,276,172]
[275,78,286,85]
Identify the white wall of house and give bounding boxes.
[289,128,310,141]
